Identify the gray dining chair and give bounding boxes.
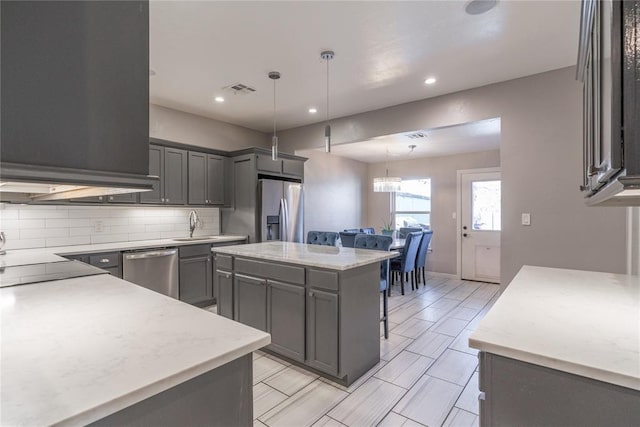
[306,231,339,246]
[398,227,423,239]
[343,228,360,233]
[390,231,422,295]
[354,234,393,339]
[360,227,375,234]
[339,231,361,248]
[414,230,433,286]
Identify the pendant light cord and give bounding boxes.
[326,58,330,124]
[273,78,277,137]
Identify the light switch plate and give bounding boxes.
[521,213,531,226]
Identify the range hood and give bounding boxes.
[0,163,156,202]
[1,1,152,202]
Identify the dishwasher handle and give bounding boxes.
[124,249,178,260]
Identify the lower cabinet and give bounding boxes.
[268,280,305,362]
[215,269,234,319]
[306,288,339,375]
[179,245,213,306]
[234,274,267,332]
[478,352,640,426]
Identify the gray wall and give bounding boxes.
[150,104,269,150]
[367,150,501,276]
[296,149,368,236]
[279,67,628,285]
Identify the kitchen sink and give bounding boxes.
[172,236,219,242]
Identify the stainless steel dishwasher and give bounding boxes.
[122,248,179,299]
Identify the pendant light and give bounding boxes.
[321,50,334,153]
[373,147,402,192]
[269,71,281,160]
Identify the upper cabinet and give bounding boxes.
[577,0,640,206]
[0,1,152,187]
[188,152,226,205]
[140,145,187,205]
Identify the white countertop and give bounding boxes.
[469,266,640,391]
[1,274,270,426]
[0,235,247,267]
[212,241,399,271]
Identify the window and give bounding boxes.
[393,179,431,229]
[471,180,501,230]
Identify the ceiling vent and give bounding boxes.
[223,83,257,95]
[406,132,427,139]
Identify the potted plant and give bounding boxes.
[381,218,394,236]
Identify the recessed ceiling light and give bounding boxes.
[465,0,498,15]
[308,108,317,114]
[214,96,225,103]
[149,69,156,77]
[424,77,437,85]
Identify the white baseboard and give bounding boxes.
[426,271,458,280]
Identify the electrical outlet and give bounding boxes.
[93,220,104,232]
[521,213,531,226]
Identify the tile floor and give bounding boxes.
[206,276,500,427]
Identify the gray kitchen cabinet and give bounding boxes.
[256,154,282,174]
[188,152,225,205]
[140,144,164,204]
[268,280,305,362]
[282,158,304,178]
[213,252,380,386]
[141,145,187,205]
[65,251,122,278]
[179,244,213,306]
[215,269,234,319]
[164,147,188,205]
[478,352,640,426]
[234,274,268,332]
[306,288,339,375]
[70,196,106,203]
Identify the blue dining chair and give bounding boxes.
[398,227,422,238]
[354,234,393,339]
[390,231,422,295]
[360,227,375,235]
[306,231,339,246]
[414,230,433,286]
[339,231,361,248]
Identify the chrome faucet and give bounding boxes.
[188,210,200,238]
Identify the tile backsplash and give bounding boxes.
[0,204,220,250]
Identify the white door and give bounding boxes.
[461,171,501,283]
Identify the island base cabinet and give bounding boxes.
[268,280,305,362]
[215,269,234,319]
[234,274,268,332]
[89,354,253,427]
[306,289,339,376]
[479,352,640,427]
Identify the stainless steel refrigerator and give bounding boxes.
[258,179,304,243]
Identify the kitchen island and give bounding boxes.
[1,271,269,426]
[212,241,398,386]
[470,266,640,426]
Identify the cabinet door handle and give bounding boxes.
[108,196,114,201]
[309,291,314,297]
[99,258,110,264]
[166,198,170,203]
[223,273,231,279]
[478,392,486,401]
[161,198,165,202]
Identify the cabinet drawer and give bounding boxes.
[235,258,305,285]
[89,252,120,268]
[282,159,304,177]
[101,266,122,278]
[307,268,338,291]
[256,155,282,174]
[215,254,233,270]
[179,244,211,258]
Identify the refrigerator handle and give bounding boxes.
[280,198,289,242]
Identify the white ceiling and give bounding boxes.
[324,117,501,163]
[149,1,580,133]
